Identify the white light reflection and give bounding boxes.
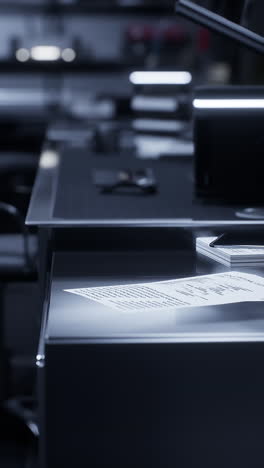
[39,150,59,169]
[31,45,61,61]
[193,99,264,109]
[129,71,192,85]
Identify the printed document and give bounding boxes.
[64,271,264,313]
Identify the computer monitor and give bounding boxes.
[193,85,264,204]
[176,1,264,215]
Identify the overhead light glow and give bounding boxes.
[31,45,61,61]
[61,48,76,62]
[16,48,30,62]
[129,71,192,85]
[193,99,264,109]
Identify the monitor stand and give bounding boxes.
[235,207,264,219]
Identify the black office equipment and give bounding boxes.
[175,1,264,204]
[193,85,264,203]
[172,17,264,468]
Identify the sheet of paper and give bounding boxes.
[64,272,264,313]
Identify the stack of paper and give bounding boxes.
[196,237,264,267]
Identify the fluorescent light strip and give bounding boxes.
[130,71,192,85]
[31,45,61,61]
[132,95,179,112]
[132,119,185,132]
[135,135,194,157]
[193,99,264,109]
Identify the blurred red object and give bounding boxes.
[198,27,210,51]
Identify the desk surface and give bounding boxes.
[26,148,264,227]
[46,250,264,343]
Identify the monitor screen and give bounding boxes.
[193,85,264,203]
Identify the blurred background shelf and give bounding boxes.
[0,1,175,15]
[0,59,138,72]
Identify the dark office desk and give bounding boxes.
[26,146,264,283]
[39,249,264,468]
[28,146,264,467]
[27,146,264,312]
[27,147,264,230]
